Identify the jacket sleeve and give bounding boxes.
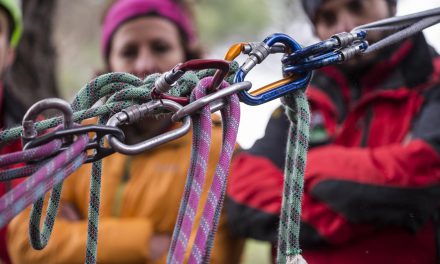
[301,139,440,246]
[6,159,156,264]
[301,84,440,245]
[7,204,155,264]
[226,87,440,247]
[225,86,340,243]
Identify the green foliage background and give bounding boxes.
[195,0,270,46]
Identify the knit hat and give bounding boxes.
[0,0,22,47]
[101,0,197,58]
[301,0,397,22]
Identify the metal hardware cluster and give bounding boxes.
[0,31,372,167]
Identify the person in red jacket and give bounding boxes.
[227,0,440,263]
[0,0,25,263]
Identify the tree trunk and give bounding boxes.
[6,0,59,109]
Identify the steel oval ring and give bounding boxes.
[171,81,252,122]
[22,98,74,145]
[106,99,192,155]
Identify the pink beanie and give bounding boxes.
[101,0,197,58]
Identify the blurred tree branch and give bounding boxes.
[6,0,59,108]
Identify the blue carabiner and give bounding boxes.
[234,33,312,106]
[283,40,369,74]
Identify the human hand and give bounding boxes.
[149,234,171,261]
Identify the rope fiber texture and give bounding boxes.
[167,77,240,264]
[277,90,310,264]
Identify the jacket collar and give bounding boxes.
[362,33,435,91]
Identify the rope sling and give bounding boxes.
[278,91,310,264]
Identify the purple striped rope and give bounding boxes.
[168,77,214,264]
[189,80,240,264]
[0,134,89,228]
[168,77,241,264]
[0,164,41,181]
[0,139,62,167]
[0,139,62,182]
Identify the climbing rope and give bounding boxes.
[167,77,215,263]
[167,77,240,264]
[72,63,238,264]
[0,139,62,181]
[190,78,240,264]
[0,132,88,228]
[0,63,238,144]
[277,90,310,264]
[0,62,240,264]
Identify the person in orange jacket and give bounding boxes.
[7,0,243,263]
[0,0,25,263]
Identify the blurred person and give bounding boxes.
[7,0,243,263]
[0,0,24,263]
[226,0,440,263]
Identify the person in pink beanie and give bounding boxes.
[7,0,244,263]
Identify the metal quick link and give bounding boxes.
[107,99,191,155]
[339,41,369,61]
[113,101,164,125]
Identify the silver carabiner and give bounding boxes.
[171,81,252,122]
[106,99,192,155]
[22,98,74,146]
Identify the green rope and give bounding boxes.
[0,61,239,264]
[0,61,239,144]
[74,63,240,264]
[277,90,310,264]
[29,183,63,250]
